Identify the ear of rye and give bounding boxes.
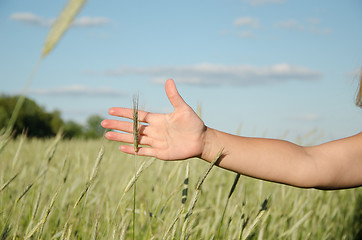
[132,94,139,240]
[42,0,87,57]
[133,95,139,153]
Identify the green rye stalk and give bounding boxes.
[92,218,99,240]
[11,131,26,170]
[280,211,312,237]
[216,173,240,239]
[133,94,139,153]
[0,171,20,193]
[162,161,190,240]
[74,146,104,208]
[24,186,61,239]
[25,192,42,235]
[132,94,139,240]
[181,149,224,240]
[241,198,269,240]
[112,157,155,218]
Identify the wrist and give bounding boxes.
[200,127,219,163]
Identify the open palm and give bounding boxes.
[102,79,206,161]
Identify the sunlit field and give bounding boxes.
[1,135,361,239]
[1,1,361,239]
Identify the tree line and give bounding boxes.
[0,95,105,138]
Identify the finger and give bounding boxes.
[101,119,149,135]
[105,131,152,145]
[119,145,156,157]
[101,120,132,132]
[108,107,151,123]
[165,79,188,110]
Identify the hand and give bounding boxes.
[101,79,206,161]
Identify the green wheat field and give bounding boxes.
[0,133,361,239]
[1,0,361,239]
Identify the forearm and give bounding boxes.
[200,127,319,188]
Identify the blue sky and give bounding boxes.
[0,0,361,142]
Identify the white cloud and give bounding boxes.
[309,26,332,35]
[238,31,256,39]
[234,17,260,28]
[275,19,304,31]
[105,63,322,86]
[87,32,110,39]
[72,17,110,27]
[308,18,321,25]
[307,18,332,35]
[9,12,110,28]
[9,12,54,27]
[245,0,286,6]
[275,18,332,35]
[28,85,127,97]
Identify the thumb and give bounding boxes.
[165,79,188,110]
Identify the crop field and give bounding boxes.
[0,133,361,239]
[1,1,361,238]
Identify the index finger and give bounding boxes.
[108,107,151,123]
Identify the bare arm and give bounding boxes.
[102,79,362,190]
[305,133,362,189]
[201,127,362,189]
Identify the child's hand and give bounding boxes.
[101,79,206,161]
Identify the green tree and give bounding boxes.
[63,120,84,139]
[84,115,104,139]
[0,106,9,129]
[50,110,63,133]
[0,95,63,137]
[0,95,106,139]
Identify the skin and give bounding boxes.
[102,79,362,190]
